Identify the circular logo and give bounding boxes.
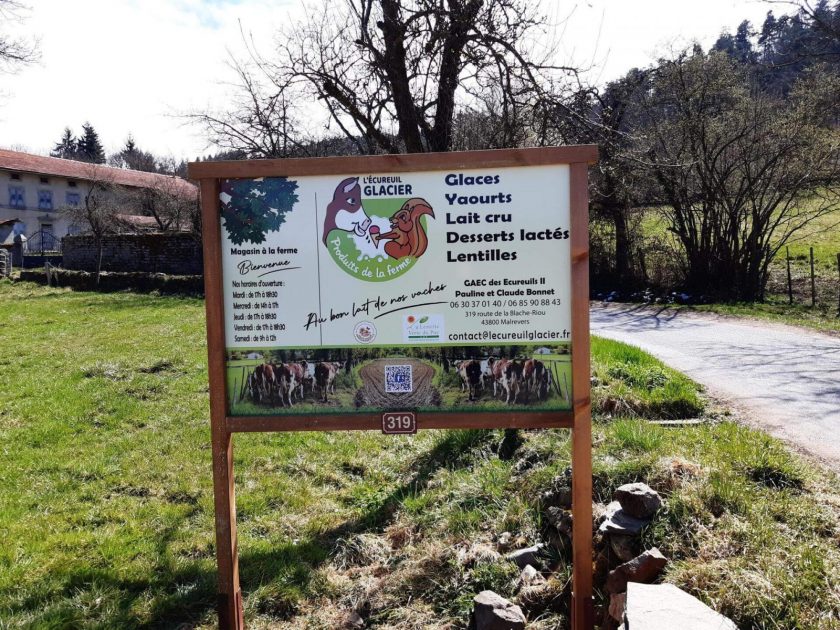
[353,321,377,344]
[322,178,434,283]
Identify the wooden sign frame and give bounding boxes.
[188,145,596,630]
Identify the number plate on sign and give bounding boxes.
[382,412,417,434]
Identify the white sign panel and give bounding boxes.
[220,164,573,415]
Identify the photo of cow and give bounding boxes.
[226,343,571,416]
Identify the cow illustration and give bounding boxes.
[523,358,549,401]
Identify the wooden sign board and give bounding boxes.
[188,146,596,630]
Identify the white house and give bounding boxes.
[0,149,196,247]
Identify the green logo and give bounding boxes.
[322,177,434,283]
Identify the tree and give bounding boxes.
[749,2,840,93]
[637,50,840,300]
[76,122,106,164]
[560,69,652,287]
[713,20,758,64]
[61,165,121,285]
[51,127,78,160]
[766,0,840,42]
[194,0,581,156]
[0,0,38,73]
[220,177,299,245]
[124,175,200,236]
[109,135,159,172]
[189,57,316,159]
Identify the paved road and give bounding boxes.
[590,304,840,468]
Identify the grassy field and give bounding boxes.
[633,206,840,332]
[664,300,840,334]
[0,281,838,629]
[638,202,840,271]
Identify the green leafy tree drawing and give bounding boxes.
[220,177,299,245]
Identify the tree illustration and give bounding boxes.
[220,177,299,245]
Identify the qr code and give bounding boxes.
[385,364,413,393]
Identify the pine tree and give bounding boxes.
[734,20,757,63]
[220,177,299,245]
[51,127,78,159]
[77,123,106,164]
[117,134,157,172]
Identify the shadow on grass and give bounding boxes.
[3,430,492,628]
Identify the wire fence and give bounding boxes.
[782,246,840,316]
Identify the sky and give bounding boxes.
[0,0,777,161]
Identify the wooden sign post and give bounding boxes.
[188,146,597,630]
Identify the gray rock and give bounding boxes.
[598,501,650,536]
[496,531,513,551]
[518,564,546,589]
[609,534,637,562]
[545,506,573,538]
[342,610,365,629]
[614,482,662,520]
[541,486,573,509]
[506,543,544,569]
[606,548,668,594]
[608,592,626,622]
[472,590,527,630]
[625,582,738,629]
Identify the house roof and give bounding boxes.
[0,149,197,198]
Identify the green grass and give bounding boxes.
[774,210,840,271]
[639,202,840,271]
[632,205,840,333]
[668,300,840,334]
[591,337,704,418]
[0,280,838,629]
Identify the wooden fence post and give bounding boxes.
[810,246,816,308]
[836,252,840,317]
[786,246,793,305]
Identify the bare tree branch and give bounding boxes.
[0,0,38,73]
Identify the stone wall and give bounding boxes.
[63,233,203,275]
[18,268,204,295]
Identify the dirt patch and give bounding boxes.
[138,359,176,374]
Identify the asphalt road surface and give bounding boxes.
[591,304,840,468]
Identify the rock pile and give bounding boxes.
[471,590,527,630]
[467,479,676,629]
[595,482,668,628]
